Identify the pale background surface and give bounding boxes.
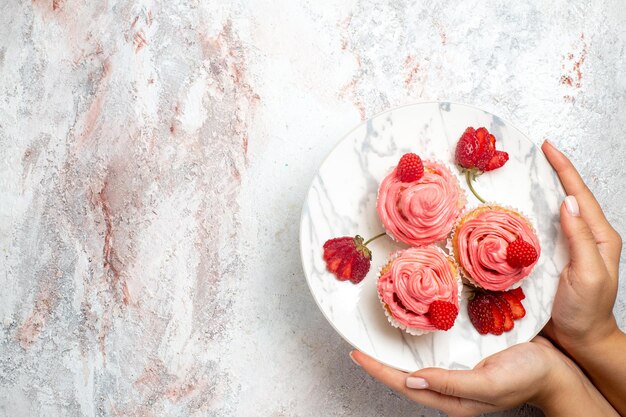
[0,1,624,416]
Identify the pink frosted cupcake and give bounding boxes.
[377,246,461,335]
[377,155,465,247]
[452,205,540,291]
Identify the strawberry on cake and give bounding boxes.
[377,153,465,247]
[377,246,461,334]
[452,205,540,291]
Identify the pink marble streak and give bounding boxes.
[96,181,130,306]
[10,2,258,415]
[404,55,421,89]
[338,15,366,120]
[16,272,60,348]
[561,32,588,102]
[78,59,111,146]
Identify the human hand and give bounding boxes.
[540,140,623,352]
[351,336,618,417]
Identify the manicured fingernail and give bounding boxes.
[349,351,361,367]
[564,195,580,217]
[406,377,429,389]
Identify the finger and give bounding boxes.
[540,320,556,342]
[559,197,607,273]
[350,350,409,394]
[410,367,495,403]
[351,351,496,416]
[542,141,621,263]
[531,335,554,348]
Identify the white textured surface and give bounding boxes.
[0,1,624,416]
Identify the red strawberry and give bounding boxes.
[396,153,424,182]
[455,127,480,168]
[508,287,526,301]
[506,238,539,268]
[468,294,494,335]
[428,300,459,330]
[455,126,508,203]
[485,295,505,335]
[502,291,526,320]
[469,287,527,335]
[469,293,507,335]
[484,150,509,171]
[474,127,496,171]
[323,233,386,284]
[492,294,514,332]
[323,236,371,283]
[350,253,371,283]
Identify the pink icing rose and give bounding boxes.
[456,208,540,291]
[377,161,464,247]
[378,246,459,331]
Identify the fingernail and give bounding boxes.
[349,351,361,367]
[406,377,429,389]
[543,138,552,146]
[564,195,580,217]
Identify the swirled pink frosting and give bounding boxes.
[377,161,464,247]
[455,208,540,291]
[377,247,459,331]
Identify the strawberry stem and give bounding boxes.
[465,170,486,204]
[363,232,387,246]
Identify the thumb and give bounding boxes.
[560,195,602,266]
[408,368,493,402]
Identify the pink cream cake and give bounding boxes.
[376,160,465,247]
[377,246,461,335]
[452,205,540,291]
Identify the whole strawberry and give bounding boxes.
[455,127,509,203]
[396,153,424,182]
[428,300,459,330]
[506,237,539,268]
[322,233,385,284]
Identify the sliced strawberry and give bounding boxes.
[508,287,526,301]
[455,127,479,168]
[323,235,377,284]
[336,253,354,279]
[474,128,496,171]
[485,295,504,335]
[323,236,352,250]
[484,150,509,171]
[492,295,514,332]
[502,291,526,320]
[350,253,371,284]
[454,126,508,173]
[468,294,494,335]
[326,256,342,273]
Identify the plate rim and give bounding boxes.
[299,100,563,371]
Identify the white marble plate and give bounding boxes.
[300,102,568,371]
